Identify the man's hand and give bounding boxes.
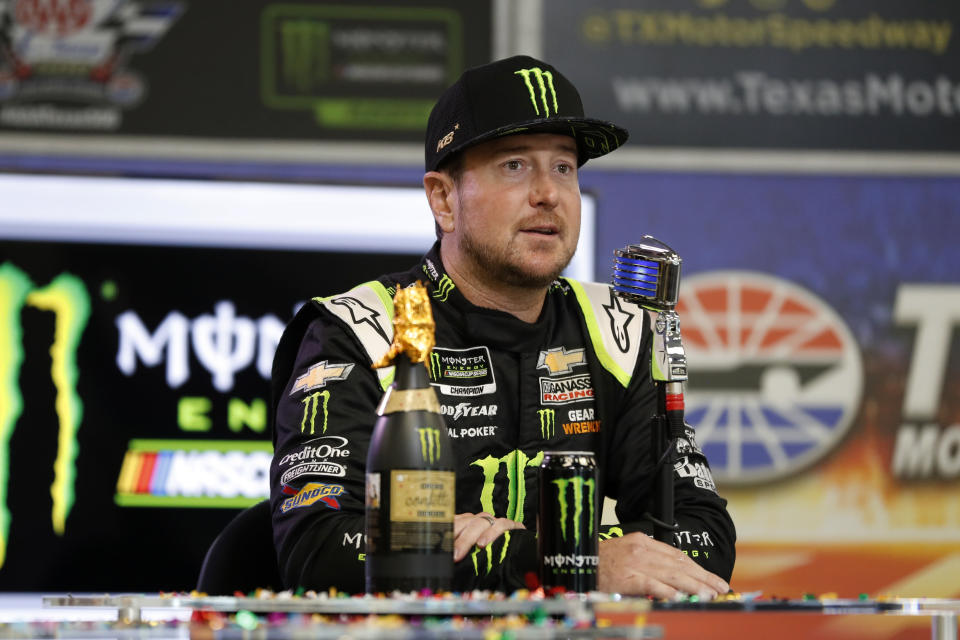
[598,533,729,600]
[453,512,525,562]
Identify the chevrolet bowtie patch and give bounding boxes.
[537,347,587,375]
[290,360,355,395]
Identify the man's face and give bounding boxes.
[449,133,581,289]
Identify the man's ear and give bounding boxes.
[423,171,456,234]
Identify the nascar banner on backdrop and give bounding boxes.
[0,233,416,591]
[543,0,960,151]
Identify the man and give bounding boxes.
[270,55,735,598]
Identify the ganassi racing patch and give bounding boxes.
[539,374,595,405]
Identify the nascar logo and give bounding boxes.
[115,440,272,507]
[679,271,863,485]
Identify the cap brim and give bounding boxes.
[437,117,629,169]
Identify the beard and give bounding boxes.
[457,220,576,290]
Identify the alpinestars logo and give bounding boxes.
[515,67,558,117]
[330,297,389,345]
[602,290,634,353]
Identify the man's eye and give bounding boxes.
[504,160,522,170]
[557,163,574,174]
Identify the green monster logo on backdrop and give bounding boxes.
[280,19,331,93]
[0,263,90,569]
[418,427,442,464]
[514,67,558,117]
[552,476,596,546]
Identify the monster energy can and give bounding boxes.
[538,451,599,592]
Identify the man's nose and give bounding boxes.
[529,168,559,209]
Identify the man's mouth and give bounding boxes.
[522,225,559,236]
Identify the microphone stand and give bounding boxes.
[612,236,687,546]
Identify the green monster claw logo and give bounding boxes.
[429,351,441,381]
[280,20,330,93]
[538,408,555,439]
[553,476,596,545]
[300,390,330,435]
[418,427,441,464]
[432,275,455,303]
[0,263,90,569]
[514,67,558,117]
[469,449,544,575]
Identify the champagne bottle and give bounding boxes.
[365,281,455,593]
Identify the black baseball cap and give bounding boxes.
[424,55,629,172]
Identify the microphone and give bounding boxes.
[613,236,682,313]
[612,236,688,545]
[613,236,687,437]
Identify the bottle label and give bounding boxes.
[390,470,454,522]
[389,469,454,553]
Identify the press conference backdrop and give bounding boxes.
[0,0,959,628]
[2,168,958,605]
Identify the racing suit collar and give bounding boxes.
[419,243,556,352]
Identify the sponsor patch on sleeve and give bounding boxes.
[673,455,718,493]
[290,360,354,395]
[280,482,345,513]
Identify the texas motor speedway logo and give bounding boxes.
[678,271,863,485]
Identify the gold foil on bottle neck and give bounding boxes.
[372,281,436,368]
[377,388,441,415]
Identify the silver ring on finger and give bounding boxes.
[479,514,496,526]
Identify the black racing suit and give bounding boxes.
[270,244,736,593]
